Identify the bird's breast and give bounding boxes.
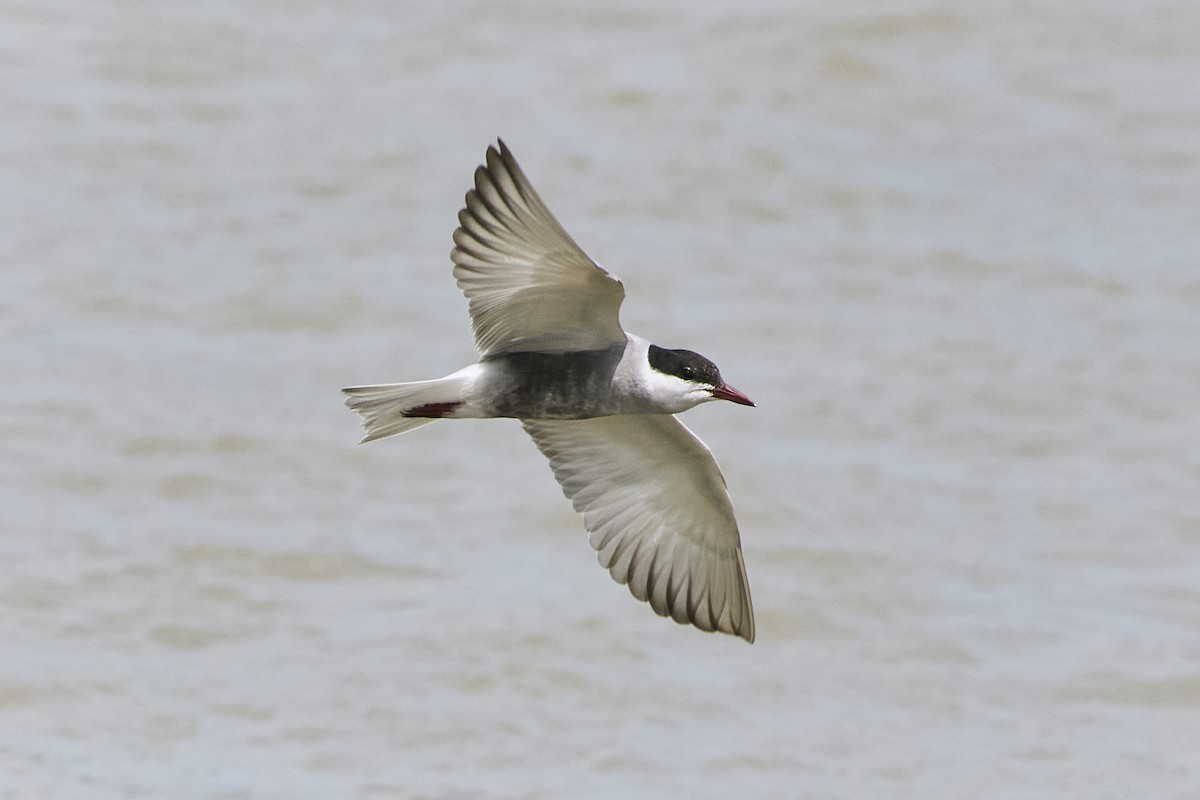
[482,345,631,419]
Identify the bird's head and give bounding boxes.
[646,344,755,412]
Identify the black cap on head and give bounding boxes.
[647,344,721,386]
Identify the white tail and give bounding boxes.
[343,372,474,443]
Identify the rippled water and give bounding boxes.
[4,1,1200,797]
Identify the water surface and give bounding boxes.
[3,1,1200,797]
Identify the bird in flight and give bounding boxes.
[344,140,756,642]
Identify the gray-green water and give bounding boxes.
[4,1,1200,797]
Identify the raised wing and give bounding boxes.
[523,415,755,642]
[451,140,626,356]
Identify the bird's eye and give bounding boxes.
[680,367,696,380]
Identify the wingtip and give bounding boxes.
[679,607,755,643]
[488,138,524,182]
[485,138,511,165]
[717,603,757,644]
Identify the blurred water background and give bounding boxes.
[3,1,1200,797]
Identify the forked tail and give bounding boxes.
[342,375,470,443]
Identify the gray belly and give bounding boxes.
[483,346,626,419]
